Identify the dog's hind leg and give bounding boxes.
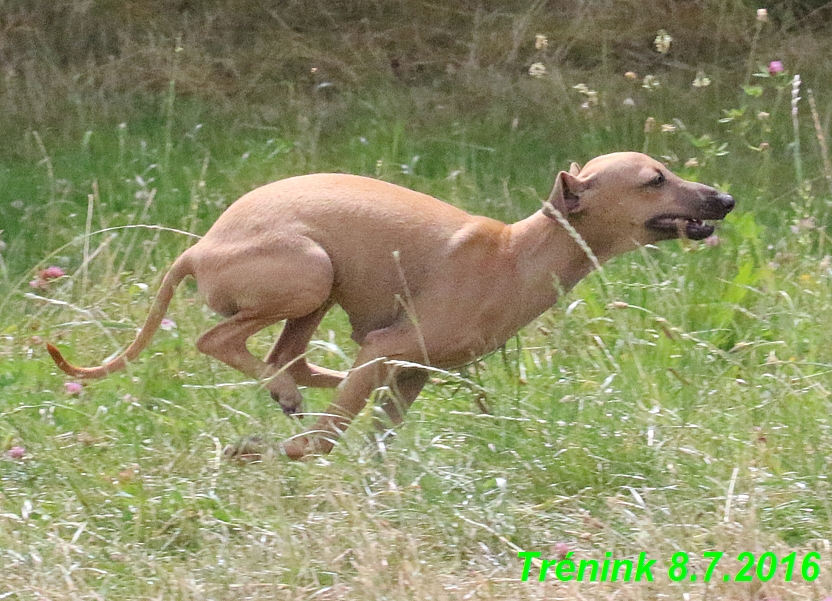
[193,238,336,415]
[196,312,306,414]
[264,302,347,389]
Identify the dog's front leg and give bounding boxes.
[373,368,429,432]
[280,325,422,460]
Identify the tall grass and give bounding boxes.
[4,2,832,599]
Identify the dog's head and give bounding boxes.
[543,152,734,256]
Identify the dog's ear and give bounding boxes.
[543,171,589,216]
[569,162,582,176]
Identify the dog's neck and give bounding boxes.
[504,210,614,320]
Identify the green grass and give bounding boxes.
[5,4,832,599]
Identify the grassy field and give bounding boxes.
[5,2,832,599]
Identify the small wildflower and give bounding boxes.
[654,30,672,54]
[310,67,318,74]
[118,467,137,483]
[661,123,677,133]
[798,217,816,230]
[6,446,25,460]
[644,117,656,133]
[623,97,635,107]
[586,90,599,105]
[642,75,660,91]
[160,318,177,331]
[29,265,66,290]
[573,84,599,108]
[528,62,546,78]
[553,542,570,558]
[77,431,95,446]
[757,8,769,22]
[768,60,784,75]
[704,235,720,247]
[692,71,711,88]
[40,266,65,280]
[65,382,82,395]
[624,71,638,80]
[790,217,814,234]
[535,34,548,50]
[757,111,770,120]
[685,157,699,168]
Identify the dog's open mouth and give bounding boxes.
[646,215,717,241]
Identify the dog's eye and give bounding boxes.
[647,172,666,187]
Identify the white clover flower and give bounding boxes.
[692,71,711,88]
[573,83,599,107]
[757,8,769,22]
[624,71,638,80]
[529,62,547,78]
[654,30,672,54]
[535,34,548,50]
[642,75,660,90]
[623,97,635,107]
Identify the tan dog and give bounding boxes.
[48,152,734,460]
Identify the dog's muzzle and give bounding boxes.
[646,192,735,241]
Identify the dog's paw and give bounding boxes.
[270,389,304,417]
[279,434,335,461]
[223,436,269,463]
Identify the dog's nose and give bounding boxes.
[717,193,735,212]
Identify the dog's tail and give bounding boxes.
[47,255,193,379]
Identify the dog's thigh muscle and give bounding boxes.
[193,236,334,319]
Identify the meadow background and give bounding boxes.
[4,1,832,598]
